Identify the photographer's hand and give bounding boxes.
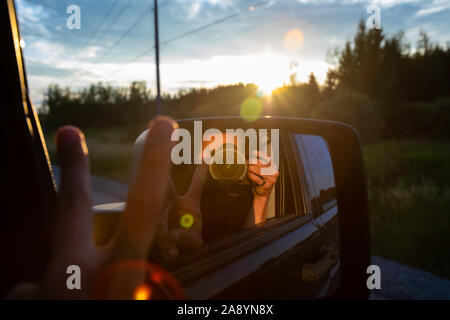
[246,150,279,225]
[248,150,279,197]
[7,116,177,299]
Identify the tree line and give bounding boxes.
[40,21,450,144]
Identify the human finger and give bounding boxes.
[54,126,93,251]
[116,116,178,258]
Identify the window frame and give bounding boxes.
[0,0,58,296]
[292,134,338,220]
[168,213,312,283]
[287,133,317,217]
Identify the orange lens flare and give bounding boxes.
[134,284,152,300]
[151,272,163,284]
[283,29,304,52]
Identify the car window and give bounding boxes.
[292,134,337,216]
[279,137,301,217]
[169,132,290,246]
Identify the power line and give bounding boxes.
[95,7,150,63]
[108,0,271,76]
[72,0,120,74]
[160,0,272,47]
[81,0,120,50]
[107,47,153,77]
[79,0,135,69]
[103,0,135,34]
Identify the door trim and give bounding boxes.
[183,218,320,299]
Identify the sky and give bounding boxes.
[15,0,450,108]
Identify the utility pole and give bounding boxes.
[153,0,162,115]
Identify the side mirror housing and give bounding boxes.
[93,116,370,299]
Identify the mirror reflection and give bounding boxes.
[147,130,337,264]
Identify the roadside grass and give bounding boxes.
[364,140,450,279]
[44,127,450,279]
[45,127,135,183]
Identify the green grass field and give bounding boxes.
[45,127,135,183]
[45,128,450,279]
[364,140,450,279]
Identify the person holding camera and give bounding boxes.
[157,138,279,262]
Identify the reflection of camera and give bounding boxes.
[209,143,247,182]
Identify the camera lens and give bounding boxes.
[209,146,247,181]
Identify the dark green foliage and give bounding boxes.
[163,83,258,119]
[328,21,450,102]
[365,141,450,279]
[376,97,450,139]
[312,89,385,144]
[42,81,155,129]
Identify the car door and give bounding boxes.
[290,133,341,297]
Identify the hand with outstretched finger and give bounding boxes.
[6,116,180,299]
[156,165,207,262]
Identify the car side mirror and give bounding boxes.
[93,117,370,299]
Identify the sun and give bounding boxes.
[248,53,289,95]
[256,78,282,95]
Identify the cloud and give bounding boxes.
[24,39,66,64]
[415,0,450,17]
[79,46,103,59]
[16,0,48,22]
[15,0,51,37]
[176,0,234,19]
[297,0,422,9]
[26,59,76,77]
[297,0,450,15]
[368,0,419,8]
